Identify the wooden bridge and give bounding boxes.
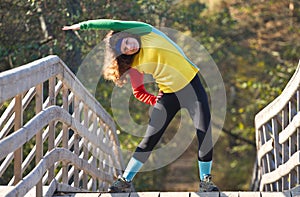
[0,56,299,197]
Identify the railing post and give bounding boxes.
[99,151,105,190]
[109,128,123,176]
[62,84,69,184]
[13,94,23,185]
[297,89,300,186]
[288,101,296,189]
[73,96,80,187]
[271,118,281,190]
[281,107,289,191]
[82,105,89,189]
[48,76,56,184]
[262,125,272,191]
[91,157,97,191]
[35,84,43,197]
[91,114,98,191]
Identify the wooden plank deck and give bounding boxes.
[1,186,300,197]
[53,190,300,197]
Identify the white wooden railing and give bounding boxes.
[255,60,300,191]
[0,55,125,196]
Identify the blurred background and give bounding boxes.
[0,0,300,192]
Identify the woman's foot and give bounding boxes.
[108,176,132,193]
[199,174,220,192]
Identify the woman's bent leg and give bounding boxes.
[123,93,180,183]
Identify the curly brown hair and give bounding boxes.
[102,31,141,87]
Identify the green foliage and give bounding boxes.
[1,0,300,191]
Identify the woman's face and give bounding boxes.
[120,37,140,55]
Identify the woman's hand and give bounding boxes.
[156,91,164,102]
[62,24,80,31]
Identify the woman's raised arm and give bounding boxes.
[63,19,152,35]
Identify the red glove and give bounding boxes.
[156,91,164,103]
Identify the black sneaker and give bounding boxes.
[199,174,219,192]
[108,176,132,193]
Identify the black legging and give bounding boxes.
[133,74,213,163]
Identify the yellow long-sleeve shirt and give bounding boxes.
[132,31,198,93]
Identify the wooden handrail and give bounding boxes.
[0,55,124,196]
[255,60,300,191]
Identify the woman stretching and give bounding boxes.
[63,19,219,193]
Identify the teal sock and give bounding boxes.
[122,157,143,182]
[198,160,212,180]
